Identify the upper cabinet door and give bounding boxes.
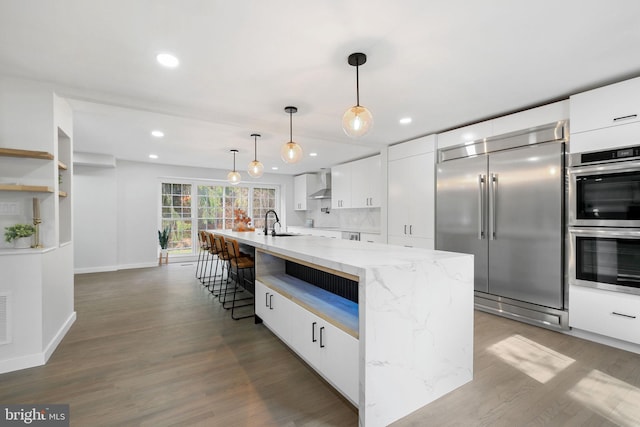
[571,76,640,134]
[331,163,351,209]
[293,174,308,211]
[350,155,381,208]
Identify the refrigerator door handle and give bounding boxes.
[478,174,485,239]
[490,173,498,240]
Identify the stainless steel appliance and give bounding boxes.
[342,231,360,241]
[436,122,569,330]
[569,145,640,227]
[569,227,640,295]
[568,145,640,295]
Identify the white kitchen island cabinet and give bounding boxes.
[215,230,474,427]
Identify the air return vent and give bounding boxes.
[0,292,11,345]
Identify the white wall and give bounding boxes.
[73,165,118,272]
[73,159,295,272]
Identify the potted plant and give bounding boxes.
[158,226,171,264]
[4,223,36,249]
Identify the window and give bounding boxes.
[252,187,277,230]
[164,181,279,256]
[161,183,193,254]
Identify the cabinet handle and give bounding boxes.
[312,321,317,342]
[265,292,269,307]
[611,311,637,319]
[319,326,325,348]
[269,294,273,310]
[613,114,637,122]
[409,225,413,235]
[404,225,407,235]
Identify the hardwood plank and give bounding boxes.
[1,264,639,426]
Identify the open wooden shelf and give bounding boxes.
[58,191,68,197]
[0,184,54,193]
[58,161,68,170]
[0,147,54,160]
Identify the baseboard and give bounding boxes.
[74,265,118,274]
[0,353,45,375]
[567,328,640,355]
[117,262,160,270]
[43,311,76,363]
[0,312,77,374]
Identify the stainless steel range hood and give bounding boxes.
[308,170,331,199]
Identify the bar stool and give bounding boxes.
[224,238,255,320]
[196,230,210,283]
[205,232,226,295]
[212,234,233,302]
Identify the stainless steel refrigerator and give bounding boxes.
[436,123,567,326]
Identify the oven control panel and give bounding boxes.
[579,145,640,164]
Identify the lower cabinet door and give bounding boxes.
[316,320,359,404]
[288,303,359,404]
[255,281,292,344]
[570,285,640,344]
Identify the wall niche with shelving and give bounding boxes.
[57,127,71,245]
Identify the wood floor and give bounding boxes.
[1,264,639,426]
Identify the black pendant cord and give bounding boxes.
[233,151,236,172]
[289,110,293,142]
[356,63,360,107]
[254,136,258,161]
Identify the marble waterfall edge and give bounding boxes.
[361,253,474,427]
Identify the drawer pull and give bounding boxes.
[320,326,325,348]
[312,322,317,342]
[611,311,637,319]
[612,114,637,122]
[269,294,273,310]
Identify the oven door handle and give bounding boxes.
[570,227,640,239]
[569,159,640,175]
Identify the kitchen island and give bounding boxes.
[215,230,474,427]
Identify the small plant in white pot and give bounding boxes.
[4,223,36,248]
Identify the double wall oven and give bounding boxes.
[569,145,640,295]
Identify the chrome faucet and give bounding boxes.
[264,209,280,236]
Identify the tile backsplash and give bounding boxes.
[300,199,380,232]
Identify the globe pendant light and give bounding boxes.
[343,52,373,138]
[227,149,241,185]
[247,133,264,178]
[281,106,303,164]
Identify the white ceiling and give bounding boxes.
[1,1,640,175]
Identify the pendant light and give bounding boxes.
[342,52,373,138]
[281,106,303,164]
[227,149,241,185]
[247,133,264,178]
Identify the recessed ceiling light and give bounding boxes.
[151,130,164,138]
[399,117,412,124]
[271,166,279,170]
[149,154,158,159]
[156,53,179,68]
[309,152,318,157]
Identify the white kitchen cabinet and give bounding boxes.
[255,280,293,344]
[256,278,358,405]
[288,301,359,404]
[331,163,351,209]
[570,76,640,134]
[492,100,569,136]
[360,232,384,243]
[388,135,435,248]
[569,285,640,345]
[350,155,382,208]
[436,121,493,149]
[332,154,381,209]
[294,173,318,211]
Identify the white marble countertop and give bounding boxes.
[213,230,468,278]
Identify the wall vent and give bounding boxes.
[0,292,11,345]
